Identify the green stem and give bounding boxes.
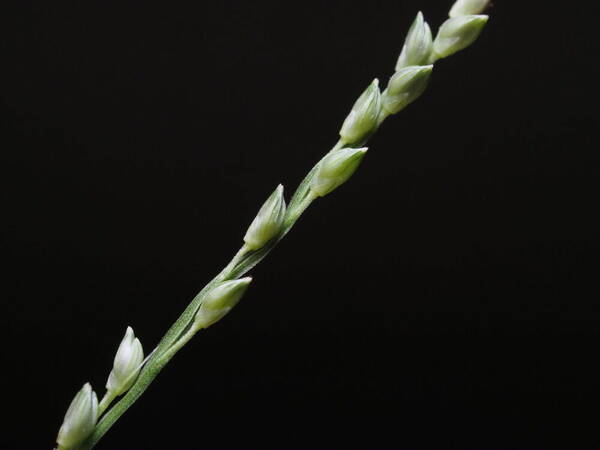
[157,325,198,364]
[97,392,117,417]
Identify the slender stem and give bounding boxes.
[332,140,345,152]
[157,326,198,365]
[97,392,117,417]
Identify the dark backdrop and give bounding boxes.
[2,1,599,449]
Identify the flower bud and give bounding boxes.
[449,0,490,17]
[339,79,381,145]
[106,326,144,397]
[310,147,368,197]
[433,15,488,59]
[382,65,433,115]
[56,383,98,450]
[194,277,252,330]
[395,12,433,70]
[243,184,286,251]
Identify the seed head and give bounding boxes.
[449,0,491,17]
[433,15,489,59]
[56,383,98,450]
[106,326,144,397]
[340,80,382,145]
[243,184,286,251]
[194,278,252,330]
[396,12,433,70]
[310,147,368,197]
[382,65,433,115]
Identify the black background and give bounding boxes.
[2,1,600,449]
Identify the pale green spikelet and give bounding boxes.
[449,0,491,17]
[243,184,286,251]
[310,148,368,197]
[382,65,433,115]
[105,327,144,397]
[56,383,98,450]
[433,15,488,59]
[193,278,252,330]
[339,79,382,145]
[396,12,433,70]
